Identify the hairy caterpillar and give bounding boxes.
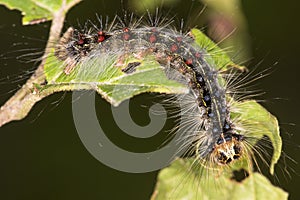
[0,1,291,199]
[53,13,258,171]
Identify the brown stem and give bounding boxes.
[0,0,81,127]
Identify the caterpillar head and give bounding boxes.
[213,135,243,165]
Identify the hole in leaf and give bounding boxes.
[231,169,249,182]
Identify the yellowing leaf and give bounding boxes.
[152,158,288,200]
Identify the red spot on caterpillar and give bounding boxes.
[176,37,183,42]
[185,58,193,66]
[98,35,105,42]
[195,52,202,58]
[123,33,130,41]
[77,34,84,45]
[149,34,157,43]
[97,31,106,42]
[170,44,178,52]
[123,27,130,32]
[78,39,84,45]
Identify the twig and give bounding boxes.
[0,0,81,127]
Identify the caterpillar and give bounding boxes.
[0,0,294,198]
[54,15,249,169]
[0,2,289,200]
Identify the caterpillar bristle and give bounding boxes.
[51,9,282,170]
[1,4,285,198]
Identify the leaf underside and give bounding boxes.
[0,0,80,24]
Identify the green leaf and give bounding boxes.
[0,0,81,25]
[191,28,246,72]
[152,158,288,200]
[43,52,188,106]
[230,100,282,175]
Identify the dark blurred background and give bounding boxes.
[0,0,299,199]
